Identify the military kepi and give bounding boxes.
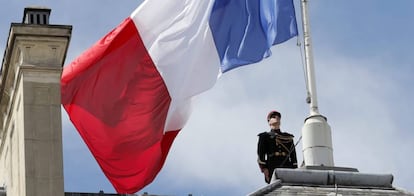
[267,110,281,121]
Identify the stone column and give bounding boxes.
[0,7,72,196]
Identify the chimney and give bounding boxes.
[22,6,51,25]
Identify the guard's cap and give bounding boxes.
[267,111,281,121]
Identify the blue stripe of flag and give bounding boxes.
[209,0,298,73]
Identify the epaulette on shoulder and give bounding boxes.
[258,132,268,137]
[280,131,294,137]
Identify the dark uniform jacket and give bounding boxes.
[257,129,297,183]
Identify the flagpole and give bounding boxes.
[301,0,319,116]
[300,0,334,167]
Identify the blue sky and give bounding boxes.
[1,1,414,195]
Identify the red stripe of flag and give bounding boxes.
[61,18,178,193]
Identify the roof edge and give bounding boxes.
[274,168,393,188]
[247,180,282,196]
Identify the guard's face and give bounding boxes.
[269,116,281,127]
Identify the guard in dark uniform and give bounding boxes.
[257,110,297,183]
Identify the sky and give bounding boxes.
[1,0,414,195]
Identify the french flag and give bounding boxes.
[61,0,297,193]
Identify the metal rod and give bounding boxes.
[300,0,320,116]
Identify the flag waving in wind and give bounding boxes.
[61,0,297,193]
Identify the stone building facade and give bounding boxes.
[0,7,71,196]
